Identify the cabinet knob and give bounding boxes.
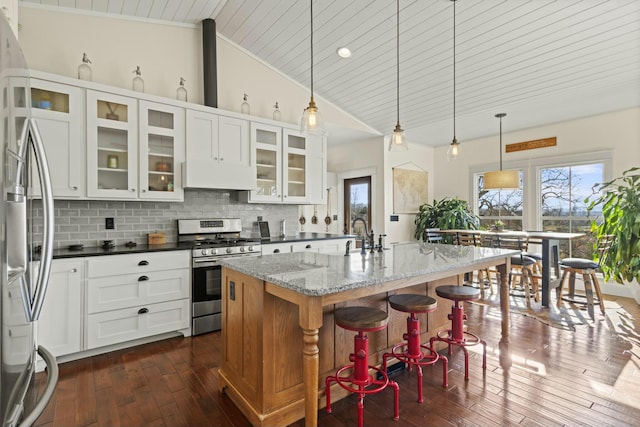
[214,157,218,160]
[70,268,77,273]
[141,189,146,193]
[138,275,149,281]
[138,260,149,266]
[71,186,78,190]
[220,157,224,161]
[130,188,136,192]
[138,308,149,315]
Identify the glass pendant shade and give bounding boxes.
[241,93,250,114]
[389,123,408,151]
[483,170,519,190]
[301,98,323,134]
[447,138,460,161]
[273,102,281,121]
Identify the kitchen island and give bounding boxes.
[219,242,517,427]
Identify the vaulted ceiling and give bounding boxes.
[20,0,640,147]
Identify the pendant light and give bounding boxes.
[388,0,408,151]
[446,0,460,161]
[300,0,324,135]
[483,113,519,190]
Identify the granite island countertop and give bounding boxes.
[219,241,519,296]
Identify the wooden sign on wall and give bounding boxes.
[506,137,556,153]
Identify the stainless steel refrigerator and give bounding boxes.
[0,13,58,427]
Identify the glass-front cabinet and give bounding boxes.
[283,129,308,203]
[86,91,137,199]
[9,77,84,198]
[252,123,282,202]
[245,123,325,204]
[138,101,184,200]
[86,91,184,201]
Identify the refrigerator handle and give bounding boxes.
[27,118,55,321]
[17,346,59,427]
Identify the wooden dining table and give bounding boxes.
[439,229,585,307]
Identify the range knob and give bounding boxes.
[210,248,218,255]
[201,249,209,256]
[247,246,254,252]
[240,247,245,252]
[226,247,233,254]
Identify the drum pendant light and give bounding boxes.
[447,0,460,161]
[483,113,519,190]
[300,0,324,135]
[389,0,408,151]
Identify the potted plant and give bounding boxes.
[414,197,480,243]
[586,166,640,284]
[492,220,505,232]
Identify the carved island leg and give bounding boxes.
[299,298,323,427]
[497,261,510,343]
[302,328,320,427]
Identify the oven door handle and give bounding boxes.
[193,258,222,265]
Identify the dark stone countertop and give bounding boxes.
[52,242,189,259]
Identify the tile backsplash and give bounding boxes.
[32,190,298,249]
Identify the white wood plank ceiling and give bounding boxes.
[20,0,640,146]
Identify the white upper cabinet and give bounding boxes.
[86,90,139,199]
[10,77,85,198]
[86,91,184,201]
[183,109,255,190]
[242,123,326,204]
[138,101,185,200]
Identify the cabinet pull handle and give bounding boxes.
[305,244,312,249]
[138,308,149,315]
[138,275,149,281]
[138,260,149,266]
[71,186,78,190]
[7,291,11,298]
[273,249,280,254]
[8,329,11,337]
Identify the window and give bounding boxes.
[540,163,605,259]
[344,176,371,243]
[476,171,524,230]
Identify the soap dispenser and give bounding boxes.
[132,66,144,92]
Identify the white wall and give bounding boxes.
[17,6,375,134]
[434,108,640,202]
[383,141,435,244]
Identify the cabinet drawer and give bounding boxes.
[261,243,291,254]
[87,268,190,314]
[86,299,190,349]
[87,251,189,278]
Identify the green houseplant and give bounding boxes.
[586,166,640,283]
[414,197,479,243]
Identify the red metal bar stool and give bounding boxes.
[430,285,487,381]
[326,306,399,427]
[382,294,448,403]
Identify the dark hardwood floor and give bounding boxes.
[34,294,640,427]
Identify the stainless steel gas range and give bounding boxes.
[177,218,261,335]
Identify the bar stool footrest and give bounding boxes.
[387,343,440,367]
[435,329,483,347]
[330,365,390,395]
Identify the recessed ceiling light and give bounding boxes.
[336,47,352,58]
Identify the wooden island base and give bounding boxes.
[219,268,468,427]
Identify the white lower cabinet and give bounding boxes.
[86,299,190,349]
[86,251,191,350]
[263,238,354,255]
[38,259,83,357]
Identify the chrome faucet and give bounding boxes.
[352,217,374,253]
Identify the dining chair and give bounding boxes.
[425,228,444,243]
[556,234,614,319]
[493,235,539,307]
[454,232,492,298]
